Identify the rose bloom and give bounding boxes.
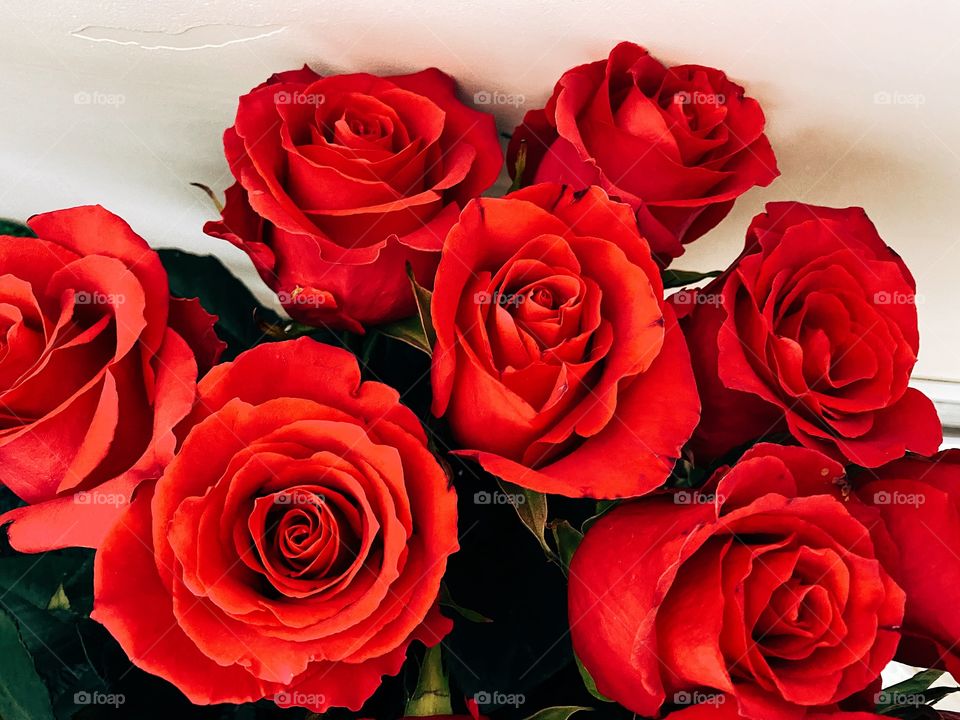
[855,450,960,678]
[205,65,502,332]
[507,41,778,263]
[675,202,941,467]
[569,444,905,719]
[0,206,221,552]
[93,338,458,712]
[430,183,699,498]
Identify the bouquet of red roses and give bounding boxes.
[0,41,955,720]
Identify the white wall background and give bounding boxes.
[0,1,958,382]
[0,0,958,704]
[1,1,959,383]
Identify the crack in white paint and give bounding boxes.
[70,23,287,51]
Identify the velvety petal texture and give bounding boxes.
[568,444,905,719]
[205,65,502,331]
[0,206,215,552]
[430,183,700,498]
[507,41,778,264]
[676,202,941,467]
[93,338,459,712]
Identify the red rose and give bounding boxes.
[205,65,502,332]
[568,444,905,719]
[855,451,960,677]
[0,206,220,552]
[675,202,941,467]
[93,338,459,712]
[507,42,778,263]
[430,183,699,498]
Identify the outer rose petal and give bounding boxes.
[280,606,452,712]
[569,500,715,715]
[673,289,784,460]
[389,67,502,202]
[855,451,960,674]
[28,205,170,355]
[1,328,199,551]
[92,485,273,705]
[166,297,225,375]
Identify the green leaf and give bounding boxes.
[917,686,960,706]
[876,669,959,715]
[498,480,556,562]
[662,268,722,288]
[439,584,492,624]
[575,653,613,703]
[0,218,35,237]
[380,264,435,356]
[0,607,55,720]
[45,585,69,612]
[582,499,620,532]
[0,550,91,615]
[522,706,590,720]
[404,644,452,717]
[508,141,528,193]
[880,669,944,697]
[409,263,435,349]
[549,520,582,575]
[158,249,279,359]
[377,315,432,355]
